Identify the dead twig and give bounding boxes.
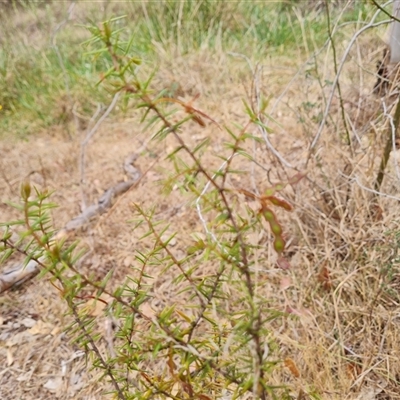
[0,152,142,294]
[80,92,121,209]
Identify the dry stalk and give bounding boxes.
[307,14,392,166]
[374,94,400,192]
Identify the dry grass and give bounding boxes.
[2,3,400,400]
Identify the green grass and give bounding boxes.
[0,0,378,137]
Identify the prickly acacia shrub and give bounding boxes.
[0,18,305,400]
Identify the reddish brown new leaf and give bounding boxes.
[318,264,332,291]
[153,95,221,129]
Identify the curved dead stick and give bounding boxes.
[0,153,142,294]
[0,258,45,293]
[63,153,141,233]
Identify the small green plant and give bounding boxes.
[0,17,306,399]
[1,1,375,137]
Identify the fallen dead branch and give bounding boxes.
[0,153,142,294]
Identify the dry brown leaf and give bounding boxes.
[277,256,291,270]
[51,326,61,336]
[346,361,361,379]
[284,358,300,378]
[280,276,292,290]
[28,320,54,335]
[318,264,332,291]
